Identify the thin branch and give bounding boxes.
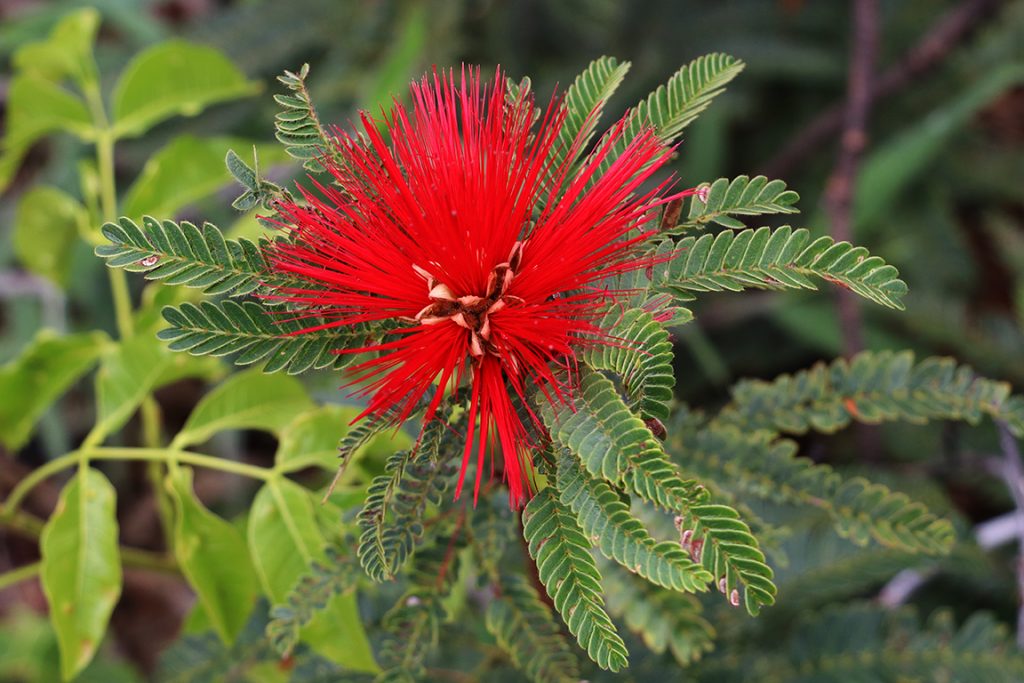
[2,446,273,519]
[996,421,1024,648]
[762,0,1004,179]
[976,509,1024,548]
[879,499,1024,608]
[825,0,879,356]
[0,561,41,591]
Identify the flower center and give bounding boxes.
[412,241,524,361]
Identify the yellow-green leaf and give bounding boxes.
[0,329,107,450]
[167,467,259,645]
[275,405,359,473]
[40,468,122,681]
[275,405,411,474]
[111,40,261,139]
[248,478,377,672]
[12,8,99,88]
[0,75,93,190]
[13,186,88,288]
[94,335,172,441]
[172,370,314,449]
[248,479,323,602]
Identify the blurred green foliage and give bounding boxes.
[1,1,1023,682]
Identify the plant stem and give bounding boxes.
[140,397,176,544]
[2,447,273,519]
[995,422,1024,648]
[96,130,134,340]
[0,562,41,591]
[120,547,179,574]
[4,510,44,537]
[824,0,878,357]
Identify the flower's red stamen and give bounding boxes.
[262,66,679,506]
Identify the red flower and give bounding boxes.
[266,67,678,505]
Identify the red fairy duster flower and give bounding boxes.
[266,67,677,505]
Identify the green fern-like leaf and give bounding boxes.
[96,216,301,296]
[356,444,459,582]
[557,56,631,169]
[158,300,363,375]
[275,64,338,172]
[675,503,777,615]
[671,424,955,555]
[225,148,287,212]
[522,488,629,672]
[747,604,1024,683]
[830,477,957,552]
[583,308,675,421]
[332,415,392,482]
[676,175,800,231]
[556,451,711,593]
[601,563,715,666]
[541,373,775,615]
[650,226,909,310]
[540,371,698,512]
[716,350,1024,436]
[469,499,516,580]
[375,593,444,681]
[485,573,581,683]
[590,53,743,181]
[374,537,466,682]
[627,53,744,145]
[266,545,357,657]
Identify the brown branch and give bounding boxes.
[994,422,1024,648]
[761,0,1004,179]
[825,0,880,356]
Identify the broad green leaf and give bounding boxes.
[275,405,412,474]
[112,40,261,139]
[134,285,226,390]
[299,591,378,673]
[167,467,259,645]
[248,478,377,672]
[95,334,172,441]
[0,610,143,683]
[122,136,289,219]
[248,479,324,602]
[40,468,122,681]
[0,329,107,450]
[275,405,360,473]
[0,75,94,190]
[172,369,314,449]
[14,185,88,288]
[12,8,99,88]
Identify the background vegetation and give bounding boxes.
[1,0,1023,681]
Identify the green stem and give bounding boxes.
[107,268,134,341]
[97,128,133,341]
[0,562,41,591]
[140,399,176,543]
[2,448,273,519]
[4,510,44,537]
[120,547,178,574]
